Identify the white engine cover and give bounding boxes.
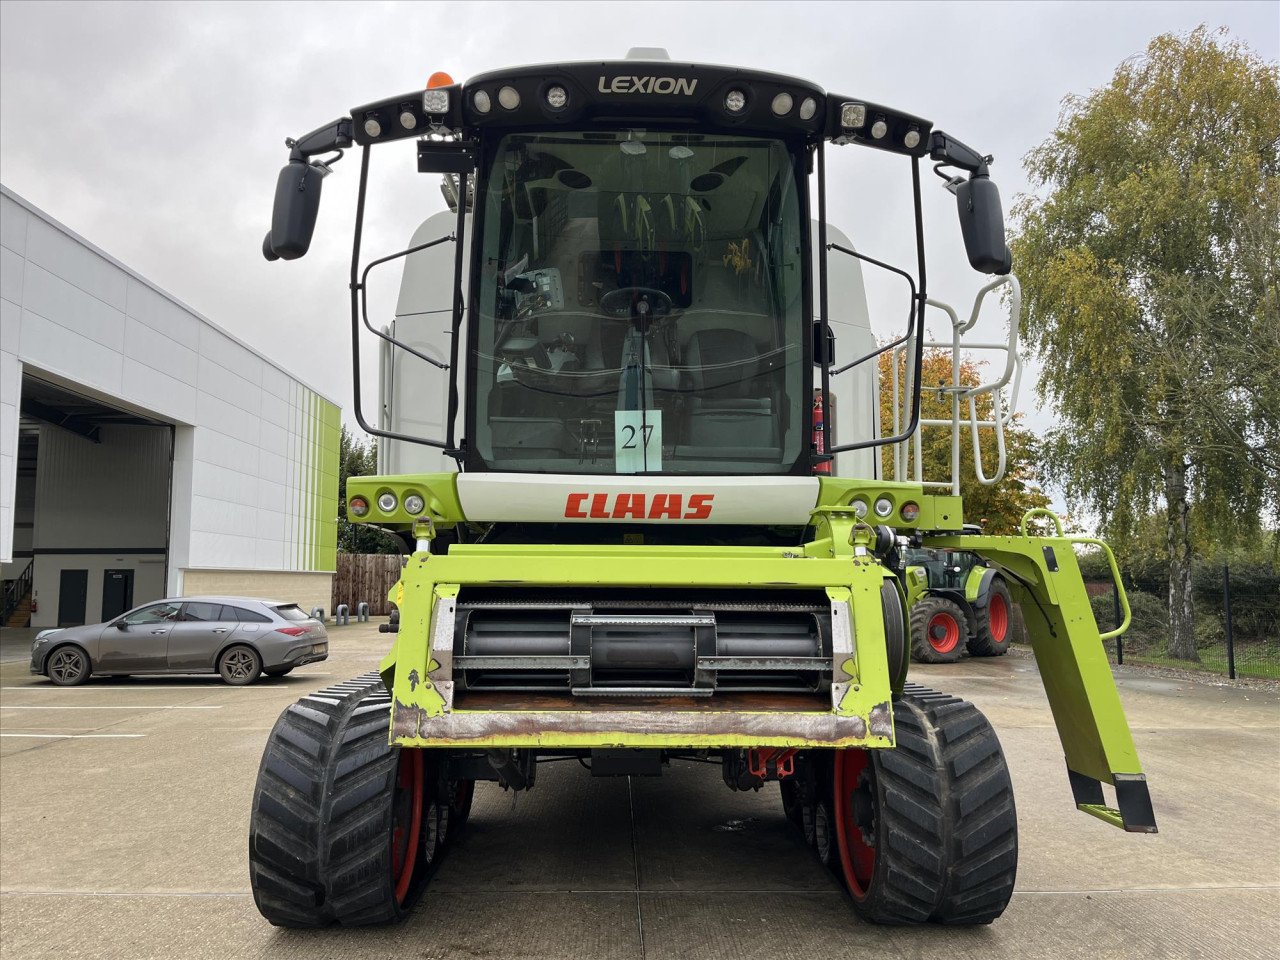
[455,474,821,525]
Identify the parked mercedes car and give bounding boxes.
[29,597,328,686]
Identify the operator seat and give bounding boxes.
[684,328,778,450]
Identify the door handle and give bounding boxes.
[150,629,166,635]
[213,628,228,633]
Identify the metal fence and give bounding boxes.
[1090,565,1280,680]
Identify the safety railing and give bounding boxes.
[2,559,34,624]
[886,274,1022,495]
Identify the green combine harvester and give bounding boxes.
[249,50,1155,929]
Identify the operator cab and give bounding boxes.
[473,128,806,474]
[263,51,1014,483]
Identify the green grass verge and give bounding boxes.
[1116,644,1280,680]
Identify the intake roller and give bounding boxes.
[452,593,832,694]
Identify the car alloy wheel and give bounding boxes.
[48,648,88,685]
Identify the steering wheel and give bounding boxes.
[598,286,673,321]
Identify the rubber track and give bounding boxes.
[900,684,1019,924]
[249,672,413,928]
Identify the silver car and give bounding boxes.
[29,596,329,686]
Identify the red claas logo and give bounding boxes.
[564,492,715,520]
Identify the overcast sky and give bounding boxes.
[2,0,1276,500]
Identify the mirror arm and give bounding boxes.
[287,118,354,160]
[928,130,991,177]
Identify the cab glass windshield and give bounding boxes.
[470,129,807,474]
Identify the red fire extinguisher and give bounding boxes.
[812,389,832,475]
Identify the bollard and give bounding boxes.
[357,602,370,623]
[310,606,325,623]
[335,604,350,626]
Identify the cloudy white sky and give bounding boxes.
[2,0,1276,496]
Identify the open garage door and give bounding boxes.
[19,375,172,629]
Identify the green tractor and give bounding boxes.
[248,50,1155,931]
[905,547,1017,663]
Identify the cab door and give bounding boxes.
[167,601,235,672]
[97,601,180,672]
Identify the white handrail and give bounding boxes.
[883,274,1023,494]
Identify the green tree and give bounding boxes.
[1011,27,1280,660]
[337,426,401,554]
[879,349,1051,534]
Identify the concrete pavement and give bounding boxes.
[1,621,1276,959]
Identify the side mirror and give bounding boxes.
[265,159,325,261]
[813,321,836,366]
[956,175,1012,275]
[115,620,127,630]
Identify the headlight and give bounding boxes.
[404,494,426,515]
[724,89,747,114]
[497,85,521,110]
[900,502,920,523]
[840,102,866,129]
[422,88,450,115]
[873,497,894,518]
[545,85,568,110]
[377,492,398,513]
[851,499,869,519]
[349,496,370,518]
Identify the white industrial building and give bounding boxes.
[1,185,340,630]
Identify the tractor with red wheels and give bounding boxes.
[905,547,1018,663]
[248,49,1154,931]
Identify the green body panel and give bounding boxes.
[815,478,965,531]
[927,531,1149,828]
[346,474,962,535]
[379,541,899,751]
[904,565,930,610]
[347,473,465,527]
[964,563,988,604]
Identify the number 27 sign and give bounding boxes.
[614,410,662,473]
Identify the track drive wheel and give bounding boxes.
[910,597,966,664]
[831,687,1018,925]
[968,578,1013,657]
[248,673,440,927]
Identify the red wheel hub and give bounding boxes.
[928,612,961,654]
[834,750,877,899]
[390,748,424,905]
[989,593,1009,642]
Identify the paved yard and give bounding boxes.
[1,622,1277,959]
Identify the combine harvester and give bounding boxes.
[250,50,1155,928]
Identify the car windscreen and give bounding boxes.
[471,129,807,475]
